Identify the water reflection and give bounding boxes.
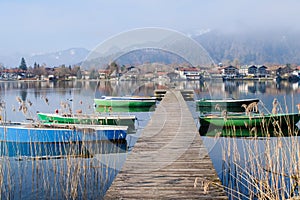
[3,79,297,101]
[1,139,127,158]
[94,80,167,97]
[0,138,128,199]
[199,125,300,137]
[203,136,300,199]
[0,80,159,199]
[193,80,300,113]
[1,79,300,199]
[95,105,156,113]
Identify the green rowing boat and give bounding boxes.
[199,112,300,129]
[94,96,157,107]
[95,105,156,113]
[199,126,299,137]
[37,112,136,128]
[196,98,259,112]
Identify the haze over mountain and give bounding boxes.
[1,0,300,69]
[1,30,300,68]
[0,48,90,68]
[195,29,300,65]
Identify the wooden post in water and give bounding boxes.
[105,89,227,199]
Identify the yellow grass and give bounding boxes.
[207,98,300,199]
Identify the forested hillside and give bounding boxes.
[194,30,300,65]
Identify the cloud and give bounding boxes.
[0,0,299,56]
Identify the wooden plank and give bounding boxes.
[105,89,227,199]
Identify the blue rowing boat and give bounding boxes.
[0,122,127,143]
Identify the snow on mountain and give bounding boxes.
[0,48,90,68]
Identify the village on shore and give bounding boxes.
[1,58,300,82]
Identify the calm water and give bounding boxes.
[0,80,158,199]
[0,79,300,199]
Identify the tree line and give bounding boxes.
[0,57,101,80]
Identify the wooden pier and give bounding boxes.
[105,90,227,199]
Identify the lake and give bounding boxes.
[0,79,299,199]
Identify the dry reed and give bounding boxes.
[0,104,128,199]
[213,98,300,199]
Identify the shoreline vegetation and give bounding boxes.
[0,75,286,82]
[1,57,300,83]
[200,97,300,199]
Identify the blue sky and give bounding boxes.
[0,0,300,56]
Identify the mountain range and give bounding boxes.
[0,48,90,68]
[1,30,300,68]
[194,30,300,65]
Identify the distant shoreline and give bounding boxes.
[0,79,101,83]
[0,77,291,83]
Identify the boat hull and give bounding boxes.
[37,113,136,127]
[199,113,300,130]
[95,105,155,113]
[0,123,127,143]
[94,96,156,107]
[196,98,259,112]
[199,125,299,137]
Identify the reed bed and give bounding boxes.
[205,98,300,199]
[0,99,130,199]
[0,139,128,199]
